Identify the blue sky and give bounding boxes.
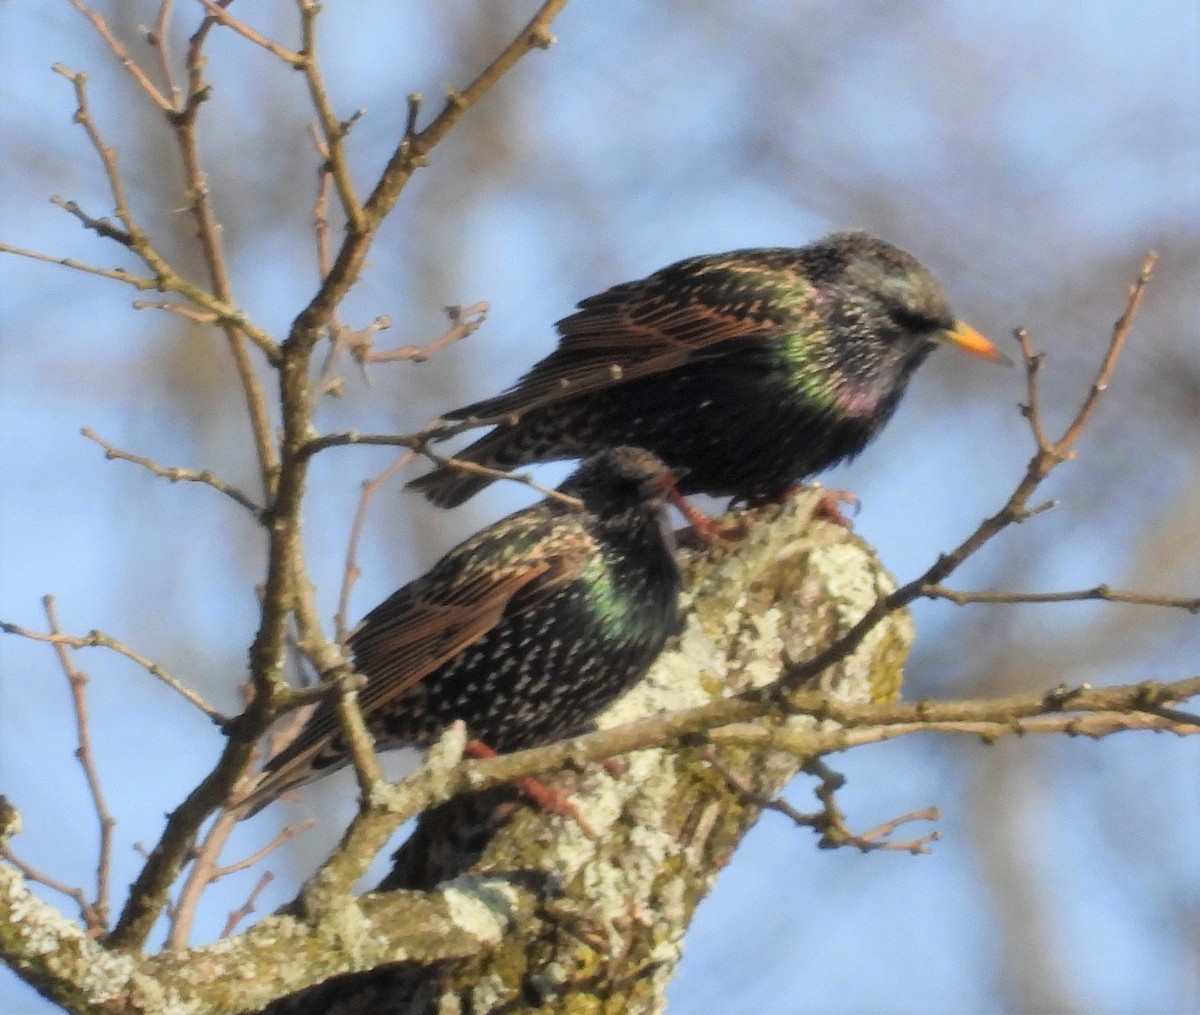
[2,2,1198,1012]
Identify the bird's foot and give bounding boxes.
[467,740,598,838]
[811,487,861,528]
[669,488,747,545]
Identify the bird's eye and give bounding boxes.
[889,305,942,335]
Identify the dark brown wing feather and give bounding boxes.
[348,548,589,714]
[240,519,595,811]
[450,269,779,418]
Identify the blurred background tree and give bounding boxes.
[1,2,1197,1012]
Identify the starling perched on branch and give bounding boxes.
[241,447,682,816]
[409,231,1008,508]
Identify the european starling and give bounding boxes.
[241,447,682,815]
[409,231,1008,508]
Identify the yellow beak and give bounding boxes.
[941,320,1012,365]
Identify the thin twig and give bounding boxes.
[0,241,157,288]
[1015,327,1052,451]
[316,317,391,397]
[43,596,116,930]
[336,453,416,643]
[0,848,102,930]
[1057,252,1157,452]
[64,0,173,110]
[856,807,944,846]
[703,749,939,855]
[82,427,264,519]
[306,130,358,399]
[707,709,1200,754]
[365,0,567,215]
[51,66,141,238]
[310,128,334,280]
[220,872,274,939]
[167,809,237,947]
[924,582,1200,613]
[50,195,132,246]
[298,0,363,228]
[131,299,220,324]
[1138,703,1200,728]
[425,676,1200,830]
[359,302,489,363]
[416,447,584,508]
[167,805,311,948]
[44,66,283,365]
[801,758,939,854]
[195,0,304,64]
[0,618,221,720]
[177,8,281,497]
[147,0,181,107]
[215,821,316,879]
[297,429,585,508]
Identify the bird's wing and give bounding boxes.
[349,529,593,715]
[248,518,595,801]
[450,255,793,418]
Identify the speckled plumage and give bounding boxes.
[243,447,682,814]
[409,231,1005,507]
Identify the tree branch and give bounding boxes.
[81,427,265,519]
[0,616,220,720]
[924,582,1200,613]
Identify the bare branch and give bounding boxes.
[42,65,284,369]
[219,872,274,939]
[166,809,234,949]
[0,848,102,931]
[924,582,1200,613]
[310,127,335,281]
[416,449,585,508]
[315,316,391,397]
[43,596,116,930]
[298,0,364,228]
[378,0,568,196]
[168,805,312,947]
[51,65,141,239]
[175,9,281,496]
[280,664,1199,914]
[64,1,173,110]
[297,429,585,509]
[289,0,569,356]
[0,617,221,720]
[702,749,940,855]
[214,821,315,879]
[131,299,220,324]
[0,240,157,288]
[802,758,940,855]
[195,0,304,64]
[50,195,132,246]
[146,0,182,107]
[335,453,415,643]
[1056,251,1157,453]
[82,427,265,519]
[359,302,489,364]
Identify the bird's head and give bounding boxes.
[814,231,1011,366]
[557,447,682,513]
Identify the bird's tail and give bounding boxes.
[408,419,575,508]
[406,456,498,509]
[230,708,346,818]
